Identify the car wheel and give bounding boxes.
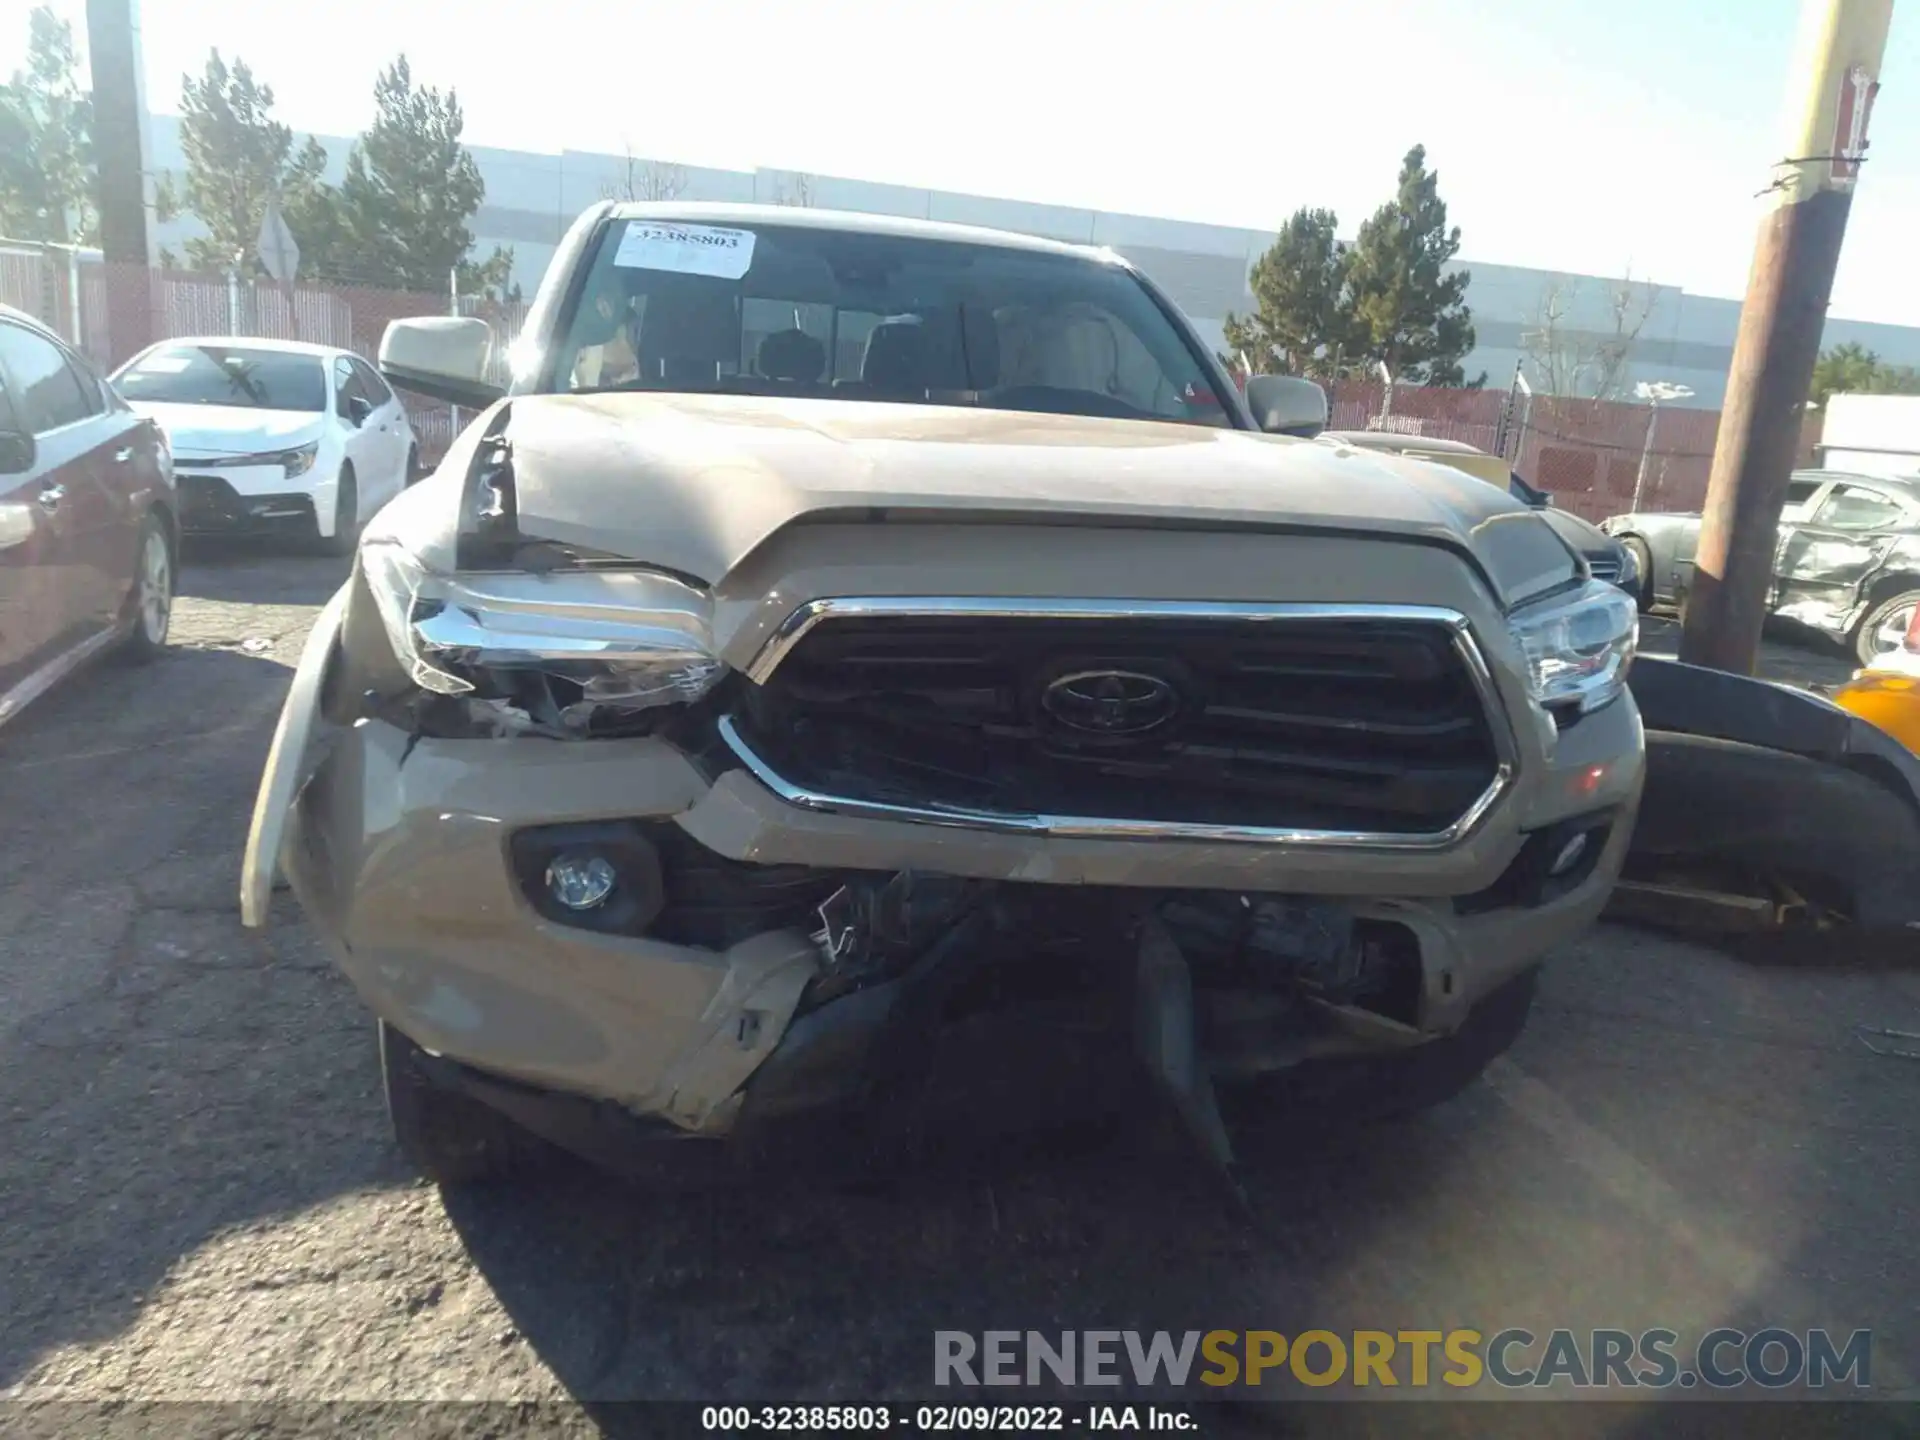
[1621,536,1655,612]
[315,464,359,556]
[1230,967,1539,1128]
[379,1020,539,1186]
[405,442,421,486]
[1853,589,1920,669]
[116,515,173,664]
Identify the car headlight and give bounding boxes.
[359,539,727,710]
[275,441,320,478]
[1507,579,1639,718]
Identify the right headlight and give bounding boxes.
[1507,578,1639,718]
[275,441,320,477]
[359,538,727,710]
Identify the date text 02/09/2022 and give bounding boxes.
[700,1404,1198,1432]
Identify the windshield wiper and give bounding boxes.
[222,368,270,406]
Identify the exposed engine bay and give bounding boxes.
[473,833,1440,1198]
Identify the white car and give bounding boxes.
[111,338,417,552]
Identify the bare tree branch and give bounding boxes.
[601,146,688,202]
[1589,266,1655,402]
[1520,278,1576,398]
[1520,270,1656,402]
[772,171,816,207]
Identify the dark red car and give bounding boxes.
[0,304,178,729]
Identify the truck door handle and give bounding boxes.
[38,483,65,510]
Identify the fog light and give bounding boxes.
[1548,832,1591,878]
[546,852,617,910]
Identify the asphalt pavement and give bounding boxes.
[0,549,1916,1420]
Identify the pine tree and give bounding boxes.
[176,52,315,272]
[1342,145,1480,386]
[333,57,513,296]
[1221,208,1353,380]
[0,6,95,244]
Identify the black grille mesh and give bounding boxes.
[731,615,1502,835]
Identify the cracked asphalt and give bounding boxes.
[1,550,1918,1429]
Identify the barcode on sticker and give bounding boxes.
[611,222,756,279]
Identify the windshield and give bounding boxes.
[550,219,1232,428]
[113,344,328,412]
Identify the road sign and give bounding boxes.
[256,201,300,284]
[1831,64,1880,187]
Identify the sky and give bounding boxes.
[6,0,1917,324]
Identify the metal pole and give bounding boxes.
[85,0,155,364]
[1678,0,1894,673]
[1632,398,1660,512]
[228,266,241,336]
[1494,362,1515,457]
[1515,373,1534,468]
[448,267,461,436]
[66,245,83,345]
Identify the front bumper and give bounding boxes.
[262,633,1642,1144]
[176,472,319,534]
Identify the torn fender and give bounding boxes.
[241,586,347,929]
[1623,656,1920,932]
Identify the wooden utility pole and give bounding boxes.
[1678,0,1894,673]
[85,0,155,363]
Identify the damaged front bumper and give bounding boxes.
[245,590,1643,1169]
[1615,655,1920,936]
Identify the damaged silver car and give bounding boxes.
[241,203,1645,1190]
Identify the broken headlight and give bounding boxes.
[1507,578,1638,718]
[359,538,726,709]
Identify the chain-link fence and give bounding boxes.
[0,241,528,469]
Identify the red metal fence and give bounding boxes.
[3,246,1815,518]
[1325,381,1821,524]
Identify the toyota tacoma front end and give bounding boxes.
[241,202,1644,1189]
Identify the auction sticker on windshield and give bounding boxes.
[612,221,756,279]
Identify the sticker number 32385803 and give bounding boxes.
[611,222,757,279]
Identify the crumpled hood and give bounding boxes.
[130,401,322,459]
[483,392,1578,605]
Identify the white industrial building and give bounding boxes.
[143,117,1920,410]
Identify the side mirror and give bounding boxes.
[1244,374,1329,438]
[379,316,505,409]
[346,394,373,426]
[0,429,35,475]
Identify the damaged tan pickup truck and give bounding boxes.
[241,203,1645,1192]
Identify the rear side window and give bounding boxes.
[1784,478,1823,510]
[0,321,94,433]
[1813,483,1906,531]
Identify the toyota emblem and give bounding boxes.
[1041,669,1180,736]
